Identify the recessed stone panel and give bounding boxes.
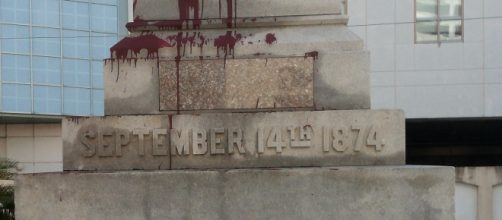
[63,116,171,171]
[170,110,405,169]
[159,57,314,111]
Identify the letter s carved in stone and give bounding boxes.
[80,129,97,157]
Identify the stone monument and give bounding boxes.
[15,0,455,219]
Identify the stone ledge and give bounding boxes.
[63,110,405,171]
[16,166,454,220]
[133,0,346,28]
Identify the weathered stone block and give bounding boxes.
[104,59,160,115]
[170,110,405,169]
[63,116,170,171]
[63,110,405,170]
[159,57,314,111]
[133,0,345,22]
[15,166,454,220]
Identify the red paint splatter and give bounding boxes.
[304,51,319,60]
[110,33,171,61]
[265,33,277,45]
[222,0,233,28]
[126,0,236,31]
[125,16,148,31]
[214,31,242,60]
[178,0,201,29]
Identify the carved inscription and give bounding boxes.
[79,125,385,158]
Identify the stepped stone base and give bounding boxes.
[16,166,454,220]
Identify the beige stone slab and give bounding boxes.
[104,59,160,116]
[6,124,33,137]
[170,110,405,169]
[0,124,6,137]
[63,116,170,171]
[15,166,454,220]
[34,124,61,137]
[159,57,314,111]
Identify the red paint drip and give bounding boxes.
[133,0,138,10]
[110,33,171,61]
[224,0,233,28]
[214,31,242,60]
[304,51,319,60]
[126,16,148,31]
[265,33,277,45]
[178,0,201,29]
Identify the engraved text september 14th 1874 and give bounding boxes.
[79,125,385,158]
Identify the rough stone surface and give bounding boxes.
[15,166,455,220]
[63,116,170,171]
[159,57,314,111]
[170,110,404,169]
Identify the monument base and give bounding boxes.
[16,166,454,220]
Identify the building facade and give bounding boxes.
[0,0,128,173]
[347,0,502,219]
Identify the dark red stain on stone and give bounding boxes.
[111,0,253,112]
[127,0,237,30]
[110,33,171,61]
[126,16,148,30]
[221,0,234,28]
[304,51,319,60]
[214,31,242,60]
[265,33,277,45]
[178,0,201,29]
[108,33,171,80]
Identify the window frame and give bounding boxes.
[414,0,464,44]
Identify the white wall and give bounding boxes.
[0,124,62,173]
[348,0,502,118]
[455,183,478,220]
[495,185,502,220]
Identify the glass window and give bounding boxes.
[33,56,61,85]
[62,1,89,31]
[63,87,90,115]
[92,89,104,116]
[63,59,90,87]
[32,27,61,57]
[91,4,117,33]
[63,30,89,59]
[1,55,30,83]
[91,61,104,88]
[2,84,31,113]
[34,86,61,114]
[91,34,117,60]
[0,0,30,24]
[32,0,60,27]
[415,0,463,43]
[0,24,30,54]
